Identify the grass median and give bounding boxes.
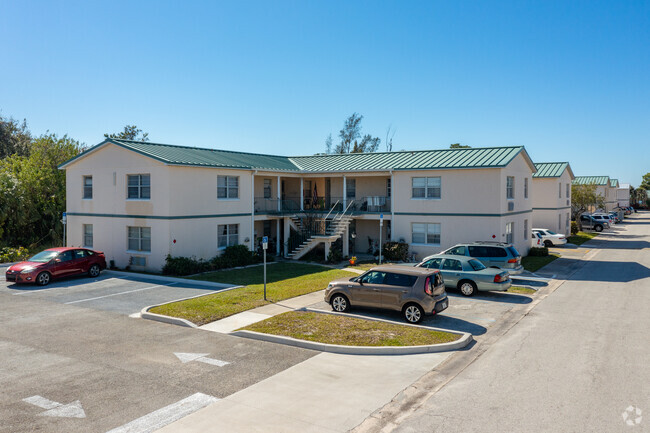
[240,311,461,346]
[507,286,537,295]
[149,263,356,326]
[522,254,560,273]
[567,231,599,246]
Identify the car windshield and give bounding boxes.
[468,259,486,271]
[27,250,59,263]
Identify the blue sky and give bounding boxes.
[1,0,648,185]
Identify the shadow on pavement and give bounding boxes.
[447,291,533,304]
[568,260,650,283]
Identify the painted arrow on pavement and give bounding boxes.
[174,352,230,367]
[23,395,86,418]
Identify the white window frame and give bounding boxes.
[412,177,441,199]
[83,224,93,248]
[83,176,93,199]
[506,176,515,200]
[127,174,150,200]
[524,178,528,199]
[411,223,441,245]
[218,175,239,200]
[506,222,514,244]
[127,226,151,252]
[218,224,239,249]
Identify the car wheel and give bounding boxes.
[403,303,424,323]
[458,280,477,296]
[595,225,603,232]
[543,240,553,247]
[330,294,350,312]
[36,272,51,286]
[88,264,101,278]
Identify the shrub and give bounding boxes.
[211,244,260,269]
[0,246,30,263]
[382,241,409,261]
[528,247,549,257]
[327,247,342,263]
[162,255,210,276]
[571,221,579,235]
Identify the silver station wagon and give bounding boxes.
[417,254,511,296]
[324,265,448,323]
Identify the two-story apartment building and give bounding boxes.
[616,182,630,208]
[60,139,537,271]
[572,176,615,212]
[531,162,574,235]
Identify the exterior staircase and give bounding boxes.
[287,201,353,260]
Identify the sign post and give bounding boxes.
[262,236,268,301]
[61,212,67,247]
[379,214,383,265]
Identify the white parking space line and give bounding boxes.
[64,283,177,304]
[105,392,219,433]
[12,278,121,295]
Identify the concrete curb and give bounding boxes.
[104,270,233,289]
[231,309,473,355]
[140,285,244,328]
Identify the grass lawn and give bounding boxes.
[149,263,355,326]
[507,286,537,295]
[521,254,560,273]
[567,231,599,246]
[241,311,461,346]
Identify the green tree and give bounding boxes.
[449,143,471,148]
[105,125,149,141]
[0,133,84,246]
[0,115,32,158]
[327,113,381,154]
[640,173,650,191]
[571,184,606,228]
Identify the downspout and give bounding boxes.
[390,170,394,241]
[251,170,257,252]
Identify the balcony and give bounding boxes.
[254,196,390,215]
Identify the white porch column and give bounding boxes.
[277,176,281,212]
[283,217,290,258]
[342,226,349,257]
[250,172,255,251]
[300,178,304,211]
[324,241,331,261]
[343,176,347,208]
[276,219,281,256]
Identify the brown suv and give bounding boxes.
[324,265,448,323]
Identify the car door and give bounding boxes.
[50,250,75,278]
[441,258,463,287]
[70,249,87,275]
[380,272,418,311]
[580,215,592,229]
[353,271,386,308]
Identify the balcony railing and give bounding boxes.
[253,195,390,214]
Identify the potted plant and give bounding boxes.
[349,256,357,266]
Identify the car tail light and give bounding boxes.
[559,237,565,240]
[424,276,433,295]
[507,258,517,263]
[494,273,506,283]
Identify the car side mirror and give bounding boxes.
[53,258,61,263]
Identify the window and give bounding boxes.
[361,271,386,284]
[386,178,391,198]
[263,220,271,237]
[218,224,239,248]
[127,174,150,199]
[384,273,417,287]
[559,214,562,232]
[566,183,570,199]
[506,177,514,199]
[423,258,442,269]
[218,176,239,199]
[412,177,441,199]
[346,179,356,199]
[524,178,528,199]
[83,224,93,248]
[559,183,562,198]
[442,259,462,271]
[566,213,570,231]
[468,246,489,257]
[506,222,514,244]
[468,259,486,271]
[524,219,528,240]
[264,179,272,199]
[83,176,93,199]
[58,250,74,262]
[412,223,441,245]
[446,246,466,256]
[73,249,86,259]
[128,226,151,252]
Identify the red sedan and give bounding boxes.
[5,247,107,286]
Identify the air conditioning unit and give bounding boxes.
[508,202,514,211]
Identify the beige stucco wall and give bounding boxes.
[531,168,572,235]
[617,187,630,207]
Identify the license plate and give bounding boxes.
[440,301,447,309]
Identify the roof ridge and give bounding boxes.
[289,145,524,159]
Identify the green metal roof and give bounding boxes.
[572,176,610,186]
[610,179,619,187]
[532,162,571,178]
[60,140,534,173]
[290,146,531,172]
[60,139,299,171]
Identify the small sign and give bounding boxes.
[62,212,67,223]
[262,236,268,250]
[379,213,383,226]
